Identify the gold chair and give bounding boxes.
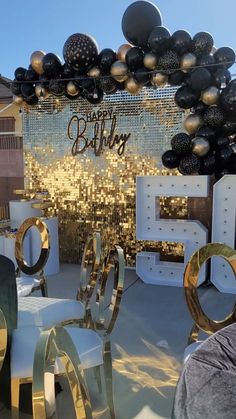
[183,242,236,362]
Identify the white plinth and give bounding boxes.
[9,200,42,228]
[31,217,60,275]
[4,233,30,268]
[0,235,4,255]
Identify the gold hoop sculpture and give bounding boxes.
[32,326,92,419]
[184,242,236,343]
[0,308,7,374]
[15,217,50,296]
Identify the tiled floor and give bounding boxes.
[2,265,235,418]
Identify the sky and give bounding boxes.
[1,0,236,79]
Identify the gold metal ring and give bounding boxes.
[0,308,7,373]
[15,217,50,275]
[184,243,236,334]
[32,326,92,419]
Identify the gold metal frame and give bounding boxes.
[15,217,50,296]
[0,308,7,374]
[184,243,236,343]
[32,326,93,419]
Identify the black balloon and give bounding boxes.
[215,146,232,169]
[100,77,118,94]
[85,88,104,104]
[63,33,98,71]
[198,155,215,175]
[158,50,180,75]
[125,47,144,71]
[192,32,214,57]
[179,154,201,174]
[49,79,65,96]
[220,80,236,114]
[175,86,200,109]
[193,101,208,115]
[203,106,225,128]
[170,30,192,54]
[11,80,22,96]
[42,53,62,77]
[25,95,39,105]
[25,68,38,81]
[21,83,35,99]
[213,136,230,150]
[14,67,27,81]
[98,49,117,73]
[168,70,186,86]
[133,67,150,85]
[189,68,212,91]
[171,133,192,155]
[229,153,236,174]
[161,150,180,169]
[80,78,94,93]
[213,68,231,88]
[122,1,162,48]
[62,64,74,78]
[221,120,236,136]
[197,54,215,71]
[196,126,215,142]
[148,26,171,54]
[39,74,50,87]
[215,169,230,180]
[214,47,235,69]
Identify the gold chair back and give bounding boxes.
[184,243,236,343]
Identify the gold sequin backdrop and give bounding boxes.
[23,87,187,265]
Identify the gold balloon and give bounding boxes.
[30,50,46,75]
[192,137,210,157]
[66,81,79,96]
[201,86,220,105]
[110,61,128,82]
[184,114,203,134]
[143,52,157,70]
[13,95,24,105]
[87,67,101,78]
[35,84,49,98]
[117,44,132,62]
[151,72,168,87]
[180,53,197,72]
[125,77,142,95]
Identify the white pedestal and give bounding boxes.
[31,217,60,275]
[9,200,42,228]
[4,233,30,268]
[0,235,4,255]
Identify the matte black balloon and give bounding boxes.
[85,88,104,104]
[171,133,192,155]
[198,154,215,175]
[11,80,22,96]
[215,146,232,169]
[178,154,201,175]
[161,150,180,169]
[170,30,192,54]
[196,126,215,142]
[193,101,208,115]
[125,47,144,71]
[25,95,39,105]
[122,1,162,48]
[100,77,118,94]
[21,83,35,99]
[175,86,200,109]
[39,74,50,87]
[213,68,231,88]
[220,80,236,114]
[133,67,150,85]
[192,32,214,57]
[189,68,212,91]
[229,153,236,174]
[42,53,62,77]
[62,64,74,78]
[221,120,236,136]
[25,68,38,81]
[98,49,117,73]
[203,106,225,128]
[213,136,230,150]
[168,70,186,86]
[158,50,180,75]
[14,67,27,81]
[81,78,94,93]
[49,79,65,96]
[117,81,126,91]
[214,47,235,69]
[197,54,215,71]
[148,26,171,54]
[63,33,98,71]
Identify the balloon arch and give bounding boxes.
[11,0,236,178]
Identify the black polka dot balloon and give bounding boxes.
[63,33,98,71]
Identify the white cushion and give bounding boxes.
[16,277,39,297]
[18,297,85,328]
[183,341,204,363]
[11,326,103,379]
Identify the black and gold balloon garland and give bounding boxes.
[11,1,236,178]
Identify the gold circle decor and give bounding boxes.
[184,243,236,334]
[15,217,50,275]
[32,326,92,419]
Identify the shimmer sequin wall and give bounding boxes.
[23,87,186,265]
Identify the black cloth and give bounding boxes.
[172,323,236,419]
[0,255,17,407]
